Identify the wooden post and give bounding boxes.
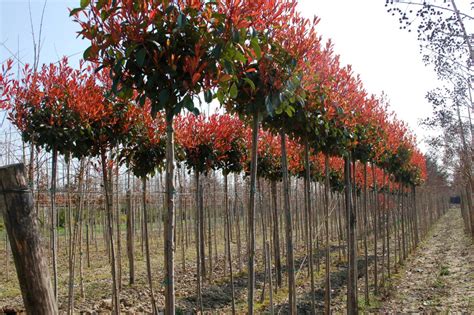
[0,163,58,314]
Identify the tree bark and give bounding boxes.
[126,180,134,285]
[247,110,259,315]
[363,163,369,305]
[371,164,378,295]
[164,110,176,315]
[304,140,315,314]
[50,148,58,300]
[67,159,86,314]
[195,171,204,313]
[345,155,357,314]
[224,174,236,315]
[100,149,120,315]
[280,130,296,314]
[142,178,158,314]
[271,180,282,288]
[0,163,58,314]
[324,154,331,313]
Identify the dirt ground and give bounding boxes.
[0,208,472,313]
[380,208,474,312]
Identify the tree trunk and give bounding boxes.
[304,140,315,314]
[324,154,331,313]
[67,159,86,314]
[280,130,296,314]
[271,180,282,288]
[164,110,176,315]
[50,148,58,300]
[114,156,122,291]
[247,110,259,315]
[126,175,134,285]
[0,163,58,314]
[142,178,158,314]
[224,174,236,315]
[344,155,357,314]
[266,241,274,315]
[195,171,204,313]
[363,163,369,305]
[100,149,120,315]
[372,164,378,295]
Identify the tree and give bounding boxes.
[73,2,231,312]
[121,104,166,314]
[386,0,474,238]
[6,58,82,300]
[212,1,300,312]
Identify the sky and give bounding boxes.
[0,0,449,151]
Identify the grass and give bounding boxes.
[0,286,20,299]
[439,265,450,276]
[433,278,445,289]
[358,293,382,312]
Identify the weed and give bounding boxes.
[439,265,450,276]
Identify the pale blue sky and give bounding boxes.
[0,0,87,67]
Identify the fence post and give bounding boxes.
[0,163,58,314]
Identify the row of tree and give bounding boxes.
[0,0,437,314]
[386,0,473,238]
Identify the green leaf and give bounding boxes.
[151,102,160,118]
[204,90,213,103]
[243,78,256,91]
[100,9,110,21]
[285,106,294,117]
[235,51,246,63]
[139,94,147,107]
[118,87,133,99]
[250,37,261,59]
[265,96,273,116]
[216,89,224,104]
[69,7,82,16]
[136,48,147,67]
[177,13,186,28]
[80,0,91,9]
[230,83,238,99]
[83,46,93,60]
[232,29,240,43]
[166,3,177,14]
[97,0,107,9]
[180,95,199,115]
[159,89,170,106]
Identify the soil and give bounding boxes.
[0,208,472,314]
[379,208,474,312]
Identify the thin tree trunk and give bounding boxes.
[50,148,58,300]
[372,164,378,295]
[100,149,120,315]
[247,111,259,315]
[114,156,122,291]
[224,174,236,315]
[345,155,357,314]
[126,173,134,285]
[266,241,274,315]
[234,174,242,273]
[195,171,204,313]
[142,178,158,314]
[271,180,282,288]
[280,130,296,314]
[324,154,331,313]
[164,110,176,315]
[304,140,315,315]
[67,159,86,314]
[363,163,369,305]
